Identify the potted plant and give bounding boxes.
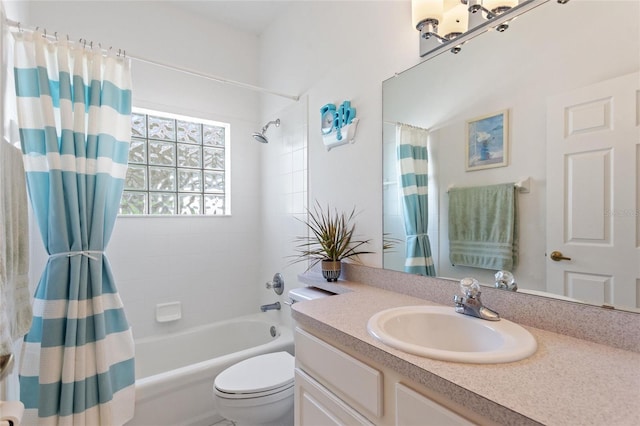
[291,202,373,282]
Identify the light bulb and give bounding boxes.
[412,0,444,28]
[438,4,469,39]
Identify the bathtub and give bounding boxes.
[127,313,294,426]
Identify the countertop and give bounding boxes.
[291,276,640,426]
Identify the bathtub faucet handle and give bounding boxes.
[265,273,284,295]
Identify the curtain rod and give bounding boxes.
[387,121,429,131]
[129,53,299,101]
[3,18,300,102]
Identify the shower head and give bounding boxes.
[252,118,280,143]
[252,133,269,144]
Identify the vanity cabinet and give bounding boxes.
[295,368,374,426]
[395,383,472,426]
[294,328,477,426]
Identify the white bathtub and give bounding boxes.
[127,313,294,426]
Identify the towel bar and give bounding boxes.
[447,177,530,194]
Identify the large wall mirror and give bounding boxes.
[383,0,639,312]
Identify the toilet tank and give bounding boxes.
[287,286,334,305]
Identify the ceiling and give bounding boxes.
[170,0,295,36]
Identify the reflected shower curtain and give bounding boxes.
[13,31,135,425]
[396,124,436,276]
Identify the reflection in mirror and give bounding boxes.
[383,0,639,312]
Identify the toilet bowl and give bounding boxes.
[212,351,295,426]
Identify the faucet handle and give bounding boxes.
[460,277,480,298]
[265,272,284,295]
[495,270,518,291]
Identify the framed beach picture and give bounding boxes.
[465,109,509,171]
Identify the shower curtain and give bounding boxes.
[396,124,436,276]
[13,31,135,425]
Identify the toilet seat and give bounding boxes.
[213,352,294,399]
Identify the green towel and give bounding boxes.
[448,183,518,271]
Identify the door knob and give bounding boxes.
[550,251,572,262]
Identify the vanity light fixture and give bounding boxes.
[412,2,443,47]
[413,0,571,58]
[465,0,516,32]
[412,0,466,52]
[440,4,470,40]
[477,0,519,15]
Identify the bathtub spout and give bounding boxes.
[260,302,281,312]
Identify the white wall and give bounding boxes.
[1,1,27,25]
[22,1,265,338]
[257,97,309,327]
[259,0,421,270]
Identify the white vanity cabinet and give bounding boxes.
[295,368,375,425]
[294,328,478,426]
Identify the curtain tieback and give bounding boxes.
[50,251,104,261]
[407,233,429,238]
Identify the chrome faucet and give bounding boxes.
[453,278,500,321]
[260,301,281,312]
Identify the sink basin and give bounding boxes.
[367,305,537,364]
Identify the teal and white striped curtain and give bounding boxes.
[13,31,135,425]
[396,124,436,276]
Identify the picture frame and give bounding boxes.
[465,109,509,171]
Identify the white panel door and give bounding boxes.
[546,72,639,308]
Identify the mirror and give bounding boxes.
[383,0,639,312]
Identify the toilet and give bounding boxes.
[213,351,295,426]
[212,286,332,426]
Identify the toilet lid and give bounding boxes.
[214,351,294,395]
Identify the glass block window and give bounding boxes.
[120,108,230,215]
